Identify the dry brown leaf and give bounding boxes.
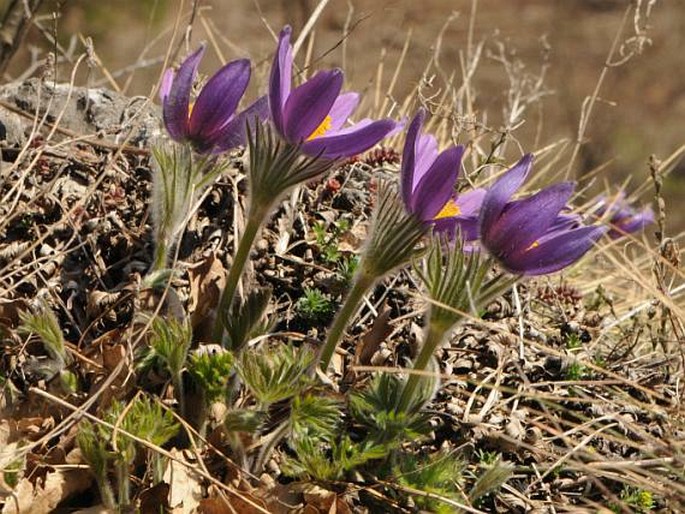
[302,485,352,514]
[198,492,268,514]
[331,351,345,377]
[0,421,11,446]
[163,449,203,513]
[102,344,126,372]
[337,223,367,254]
[0,298,27,327]
[188,253,226,340]
[72,506,114,514]
[11,417,55,442]
[356,304,392,366]
[139,482,170,514]
[258,481,302,514]
[505,408,528,442]
[197,498,230,514]
[86,290,119,321]
[1,468,92,514]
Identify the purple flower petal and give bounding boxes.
[610,206,654,238]
[479,154,534,235]
[189,58,251,140]
[159,68,174,102]
[413,133,439,189]
[412,145,464,220]
[300,118,397,159]
[209,95,270,153]
[283,69,343,142]
[269,26,293,134]
[328,92,360,132]
[454,188,486,217]
[400,110,425,208]
[163,45,205,141]
[484,182,575,256]
[324,117,373,136]
[433,215,480,241]
[505,225,607,276]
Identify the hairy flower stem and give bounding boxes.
[173,373,186,420]
[116,461,131,510]
[213,202,271,342]
[152,453,165,484]
[396,319,452,413]
[95,473,116,510]
[151,240,168,272]
[318,268,375,371]
[253,419,290,473]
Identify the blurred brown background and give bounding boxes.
[3,0,685,231]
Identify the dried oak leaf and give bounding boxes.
[163,449,203,512]
[356,304,392,367]
[302,485,352,514]
[337,222,367,254]
[138,482,170,514]
[197,493,268,514]
[188,253,226,340]
[1,467,92,514]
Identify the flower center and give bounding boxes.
[307,115,333,141]
[188,101,195,120]
[434,199,461,219]
[527,240,540,250]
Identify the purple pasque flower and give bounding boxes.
[479,154,607,276]
[593,192,654,239]
[268,26,400,159]
[400,110,485,240]
[160,44,268,154]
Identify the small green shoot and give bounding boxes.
[78,396,179,510]
[564,360,587,381]
[611,485,655,513]
[565,332,583,350]
[237,344,314,406]
[394,451,465,514]
[282,434,388,481]
[295,287,335,325]
[223,286,272,351]
[349,374,433,445]
[137,317,192,416]
[475,449,500,466]
[188,349,235,404]
[19,303,77,392]
[19,302,71,367]
[470,457,514,505]
[312,218,351,265]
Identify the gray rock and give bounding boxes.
[0,78,162,148]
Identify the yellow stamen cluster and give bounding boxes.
[434,200,461,220]
[307,115,333,141]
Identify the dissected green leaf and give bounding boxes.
[237,344,314,406]
[469,457,514,502]
[349,374,433,443]
[137,316,192,379]
[223,286,272,351]
[188,347,234,403]
[19,302,70,367]
[224,408,267,433]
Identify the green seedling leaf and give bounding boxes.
[223,286,272,352]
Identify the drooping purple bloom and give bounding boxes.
[400,110,485,240]
[268,26,400,159]
[592,192,654,239]
[160,45,268,154]
[479,154,607,276]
